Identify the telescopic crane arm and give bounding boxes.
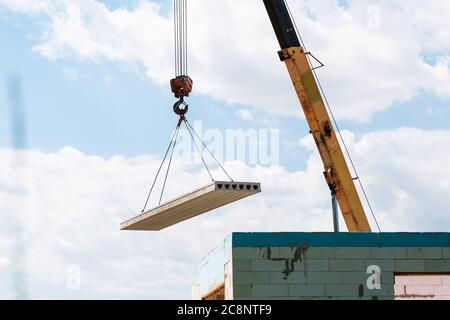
[262,0,372,232]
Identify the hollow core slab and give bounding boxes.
[121,181,261,231]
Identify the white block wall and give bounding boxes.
[231,246,450,300]
[395,275,450,300]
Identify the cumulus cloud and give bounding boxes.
[0,127,449,298]
[0,0,448,121]
[0,237,13,269]
[236,109,253,121]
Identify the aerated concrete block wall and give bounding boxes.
[193,233,450,300]
[395,275,450,299]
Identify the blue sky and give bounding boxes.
[0,13,309,168]
[1,1,448,170]
[0,0,449,299]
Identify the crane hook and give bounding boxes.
[173,96,189,116]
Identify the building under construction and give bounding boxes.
[121,0,450,300]
[192,233,450,300]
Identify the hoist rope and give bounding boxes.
[174,0,188,76]
[185,122,215,182]
[186,120,235,182]
[140,1,237,212]
[141,121,182,213]
[174,0,178,76]
[141,117,234,213]
[284,0,382,232]
[159,122,182,205]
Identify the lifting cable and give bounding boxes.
[185,119,235,183]
[174,0,188,77]
[141,0,233,213]
[284,0,382,232]
[141,121,181,213]
[141,118,234,213]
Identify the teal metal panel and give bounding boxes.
[231,233,450,248]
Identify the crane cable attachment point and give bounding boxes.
[140,113,236,214]
[171,0,192,118]
[141,0,234,213]
[131,0,259,229]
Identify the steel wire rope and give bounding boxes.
[284,0,382,232]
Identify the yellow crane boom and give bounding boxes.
[263,0,372,232]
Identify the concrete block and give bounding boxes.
[443,276,450,285]
[370,248,407,259]
[342,272,367,284]
[395,260,425,272]
[337,296,373,300]
[289,284,325,297]
[236,297,270,301]
[233,259,251,272]
[266,247,280,259]
[277,247,297,259]
[394,276,414,286]
[434,286,450,296]
[342,271,394,285]
[292,260,306,272]
[270,272,306,284]
[233,285,252,297]
[270,297,334,300]
[405,285,435,296]
[233,272,269,285]
[329,259,365,272]
[364,259,396,272]
[233,247,267,260]
[306,259,330,272]
[397,296,441,301]
[394,284,406,294]
[121,181,260,230]
[252,284,288,297]
[325,284,360,297]
[381,272,395,284]
[267,246,310,260]
[365,285,395,297]
[335,247,371,259]
[424,259,450,272]
[443,248,450,259]
[252,259,287,272]
[396,275,442,286]
[377,296,395,300]
[260,247,271,259]
[407,248,443,259]
[306,272,342,284]
[280,296,334,300]
[305,247,335,259]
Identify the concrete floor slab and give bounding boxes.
[121,181,261,231]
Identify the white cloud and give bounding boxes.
[0,257,11,268]
[0,0,449,121]
[0,236,14,248]
[0,128,449,298]
[0,236,13,269]
[62,67,79,80]
[0,0,49,14]
[235,109,253,121]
